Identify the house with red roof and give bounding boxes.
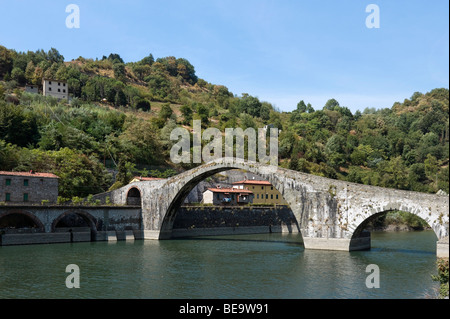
[0,171,59,204]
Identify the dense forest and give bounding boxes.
[0,46,448,200]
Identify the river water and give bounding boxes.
[0,231,440,299]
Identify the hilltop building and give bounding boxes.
[42,79,69,100]
[0,171,59,204]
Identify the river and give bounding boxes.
[0,230,440,299]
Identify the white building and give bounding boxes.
[42,79,68,100]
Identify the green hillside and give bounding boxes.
[0,46,448,199]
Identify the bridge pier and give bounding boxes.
[437,237,449,258]
[142,230,164,240]
[303,234,371,252]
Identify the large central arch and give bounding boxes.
[159,165,300,238]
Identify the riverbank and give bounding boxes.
[363,210,431,232]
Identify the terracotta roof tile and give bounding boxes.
[0,171,59,179]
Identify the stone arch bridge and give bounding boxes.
[1,158,448,256]
[104,158,448,254]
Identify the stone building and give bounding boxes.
[0,171,59,204]
[202,187,253,206]
[25,84,39,94]
[42,79,68,100]
[232,179,288,205]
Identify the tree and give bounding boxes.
[47,48,64,64]
[140,53,154,66]
[377,156,409,190]
[107,53,124,64]
[135,98,151,111]
[118,119,163,165]
[260,102,272,121]
[159,103,173,121]
[11,67,26,84]
[424,154,438,182]
[197,103,209,124]
[324,98,340,110]
[114,90,127,107]
[113,63,126,81]
[132,64,151,81]
[350,144,374,166]
[240,113,255,130]
[239,94,262,117]
[180,104,193,124]
[176,58,197,84]
[0,45,13,77]
[0,102,39,147]
[297,100,307,113]
[25,61,36,84]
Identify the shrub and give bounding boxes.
[432,258,449,299]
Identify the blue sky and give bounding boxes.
[0,0,448,113]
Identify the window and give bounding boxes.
[5,179,11,186]
[261,186,264,190]
[58,82,60,86]
[276,195,279,199]
[216,194,220,200]
[24,179,29,186]
[58,89,61,92]
[271,194,273,199]
[257,194,259,199]
[266,194,268,199]
[5,193,11,201]
[63,83,66,87]
[49,81,52,84]
[49,87,52,91]
[271,187,273,190]
[63,89,66,93]
[23,193,28,202]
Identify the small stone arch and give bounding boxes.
[0,210,45,232]
[126,187,142,206]
[51,210,98,240]
[351,202,442,242]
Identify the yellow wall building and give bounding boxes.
[232,180,288,205]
